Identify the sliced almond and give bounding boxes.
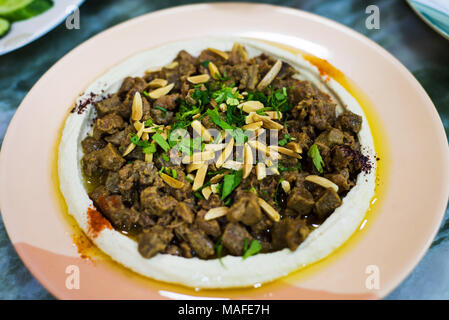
[204,206,229,221]
[242,121,263,131]
[192,163,208,191]
[147,78,168,89]
[265,159,280,175]
[265,111,282,120]
[191,120,213,142]
[243,143,253,179]
[142,123,163,133]
[219,103,227,112]
[148,83,174,99]
[223,160,244,171]
[269,146,302,159]
[245,112,257,124]
[182,151,215,164]
[192,113,201,119]
[186,163,203,173]
[208,61,221,80]
[207,47,229,60]
[232,43,248,61]
[305,175,339,193]
[160,173,185,189]
[252,113,283,130]
[165,61,178,69]
[256,162,267,180]
[187,74,210,84]
[144,153,153,163]
[238,100,264,113]
[210,99,217,108]
[210,172,227,184]
[131,92,143,121]
[133,121,144,132]
[248,140,281,160]
[249,128,265,141]
[123,121,145,156]
[257,197,281,222]
[216,138,234,168]
[281,180,291,194]
[285,142,303,154]
[257,60,282,91]
[203,143,226,152]
[202,186,212,200]
[141,132,149,141]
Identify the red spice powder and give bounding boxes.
[86,206,112,238]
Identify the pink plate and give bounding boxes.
[1,3,448,299]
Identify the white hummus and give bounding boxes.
[58,37,376,288]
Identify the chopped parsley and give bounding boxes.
[155,105,167,117]
[215,237,225,267]
[172,169,177,179]
[278,133,295,146]
[152,133,170,152]
[242,239,262,260]
[308,143,324,173]
[144,118,153,126]
[161,153,170,162]
[130,133,156,155]
[221,170,243,201]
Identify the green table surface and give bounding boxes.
[0,0,448,299]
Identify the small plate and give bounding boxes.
[0,0,84,56]
[407,0,449,40]
[0,3,448,299]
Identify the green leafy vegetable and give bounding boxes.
[161,153,170,162]
[242,240,262,260]
[172,169,177,179]
[152,133,170,152]
[278,133,295,146]
[221,170,243,200]
[308,144,324,173]
[142,144,156,155]
[144,118,153,126]
[215,237,225,267]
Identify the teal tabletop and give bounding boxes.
[0,0,448,300]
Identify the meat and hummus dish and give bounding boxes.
[59,38,376,288]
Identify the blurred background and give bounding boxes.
[0,0,448,299]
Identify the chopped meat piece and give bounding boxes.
[315,189,342,219]
[96,94,130,118]
[222,223,252,256]
[287,187,315,215]
[97,143,126,171]
[91,193,140,231]
[154,93,179,111]
[271,217,309,250]
[95,113,125,136]
[138,225,174,258]
[140,186,178,216]
[337,110,362,134]
[175,202,194,223]
[81,137,106,154]
[196,210,221,238]
[315,128,344,147]
[227,192,262,226]
[174,225,215,259]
